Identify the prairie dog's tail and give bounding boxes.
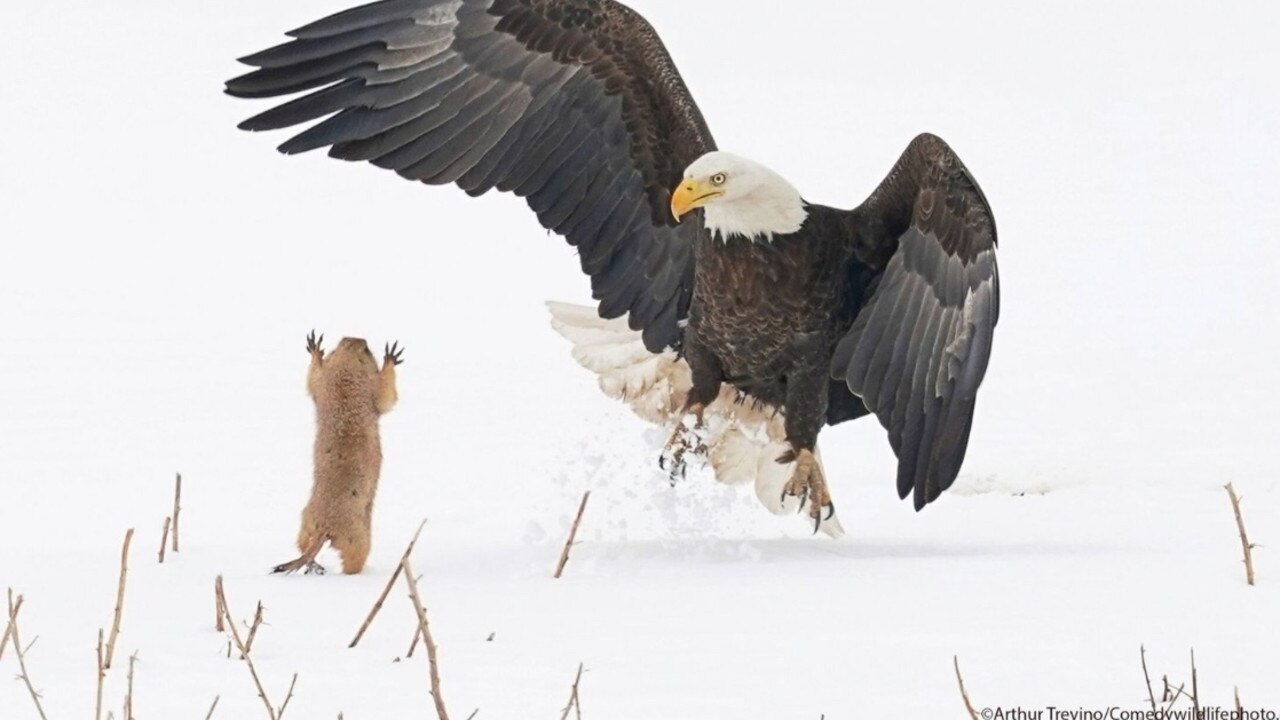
[548,302,844,538]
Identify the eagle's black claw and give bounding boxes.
[825,502,836,521]
[306,330,325,356]
[659,451,686,487]
[796,485,811,513]
[660,417,707,486]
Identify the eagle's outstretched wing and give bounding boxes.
[833,134,1000,510]
[227,0,716,352]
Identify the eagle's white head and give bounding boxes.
[671,152,808,242]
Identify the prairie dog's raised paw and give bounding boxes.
[307,330,325,358]
[384,341,405,366]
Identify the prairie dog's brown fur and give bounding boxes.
[274,332,402,575]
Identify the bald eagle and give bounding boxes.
[227,0,999,536]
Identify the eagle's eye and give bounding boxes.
[711,173,727,186]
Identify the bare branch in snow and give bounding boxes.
[954,656,979,720]
[350,518,428,648]
[217,575,294,720]
[123,651,139,720]
[9,608,49,720]
[172,472,183,553]
[243,602,265,658]
[403,559,451,720]
[104,528,135,669]
[0,589,23,662]
[559,663,585,720]
[554,492,591,579]
[1225,483,1257,586]
[95,629,106,720]
[159,516,172,564]
[1141,646,1159,714]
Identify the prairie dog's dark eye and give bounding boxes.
[711,173,727,186]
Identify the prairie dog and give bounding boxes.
[273,331,402,575]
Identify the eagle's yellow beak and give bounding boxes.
[671,179,724,221]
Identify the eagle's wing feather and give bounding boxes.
[227,0,716,352]
[832,134,1000,510]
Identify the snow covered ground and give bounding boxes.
[2,0,1279,717]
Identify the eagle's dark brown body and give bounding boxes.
[687,206,880,453]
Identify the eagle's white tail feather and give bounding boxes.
[548,302,844,538]
[546,301,633,331]
[753,440,796,515]
[549,318,638,349]
[707,427,763,486]
[571,340,658,375]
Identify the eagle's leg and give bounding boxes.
[658,336,723,483]
[779,449,832,529]
[779,333,835,531]
[659,403,707,484]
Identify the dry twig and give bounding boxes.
[9,611,49,720]
[954,656,980,720]
[243,601,265,658]
[1141,646,1159,714]
[217,575,281,720]
[215,576,226,632]
[0,588,23,662]
[349,518,428,648]
[403,559,451,720]
[105,528,135,669]
[558,663,585,720]
[406,625,422,659]
[96,629,106,720]
[1225,483,1257,586]
[554,492,591,579]
[278,673,298,719]
[1236,687,1244,715]
[205,695,221,720]
[172,472,183,553]
[159,516,172,564]
[1190,649,1200,716]
[124,652,138,720]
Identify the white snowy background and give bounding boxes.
[2,0,1278,717]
